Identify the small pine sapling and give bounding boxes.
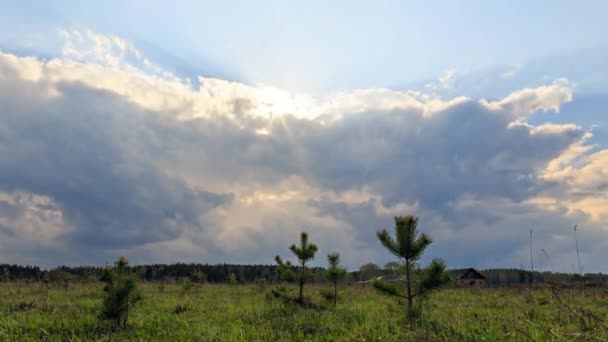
[374,215,451,318]
[100,256,142,329]
[274,232,318,304]
[290,232,318,304]
[227,272,237,285]
[180,277,194,297]
[325,252,347,307]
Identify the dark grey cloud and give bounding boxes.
[299,101,584,209]
[0,78,231,258]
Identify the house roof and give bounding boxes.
[449,268,486,280]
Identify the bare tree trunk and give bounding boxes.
[299,264,304,303]
[124,300,129,328]
[405,259,413,315]
[334,279,337,307]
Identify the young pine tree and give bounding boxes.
[100,256,142,329]
[180,277,194,296]
[290,232,318,303]
[227,272,237,285]
[325,253,347,307]
[375,215,450,317]
[275,232,318,304]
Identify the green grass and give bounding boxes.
[0,282,607,341]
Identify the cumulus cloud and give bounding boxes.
[482,78,573,118]
[0,29,606,271]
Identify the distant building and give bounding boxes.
[450,268,487,287]
[375,275,405,282]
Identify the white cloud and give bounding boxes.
[425,69,457,91]
[482,78,573,118]
[538,149,608,221]
[0,191,70,239]
[500,64,521,79]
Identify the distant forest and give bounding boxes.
[1,263,607,287]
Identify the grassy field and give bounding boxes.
[0,282,607,341]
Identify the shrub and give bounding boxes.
[173,304,188,314]
[275,255,295,283]
[189,271,207,284]
[255,277,267,292]
[10,300,36,313]
[320,289,335,303]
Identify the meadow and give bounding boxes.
[0,282,606,341]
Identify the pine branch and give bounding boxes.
[372,279,407,298]
[376,229,402,258]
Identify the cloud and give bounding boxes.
[425,69,457,91]
[0,29,606,272]
[501,64,521,79]
[538,148,608,221]
[482,78,573,118]
[0,191,68,240]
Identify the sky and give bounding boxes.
[0,1,607,272]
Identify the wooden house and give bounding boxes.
[450,268,487,287]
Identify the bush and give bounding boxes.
[320,289,336,302]
[255,277,267,292]
[173,304,188,314]
[189,271,207,284]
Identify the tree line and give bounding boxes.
[1,263,605,286]
[0,263,328,284]
[1,263,606,286]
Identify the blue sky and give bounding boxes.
[3,0,608,92]
[0,1,607,271]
